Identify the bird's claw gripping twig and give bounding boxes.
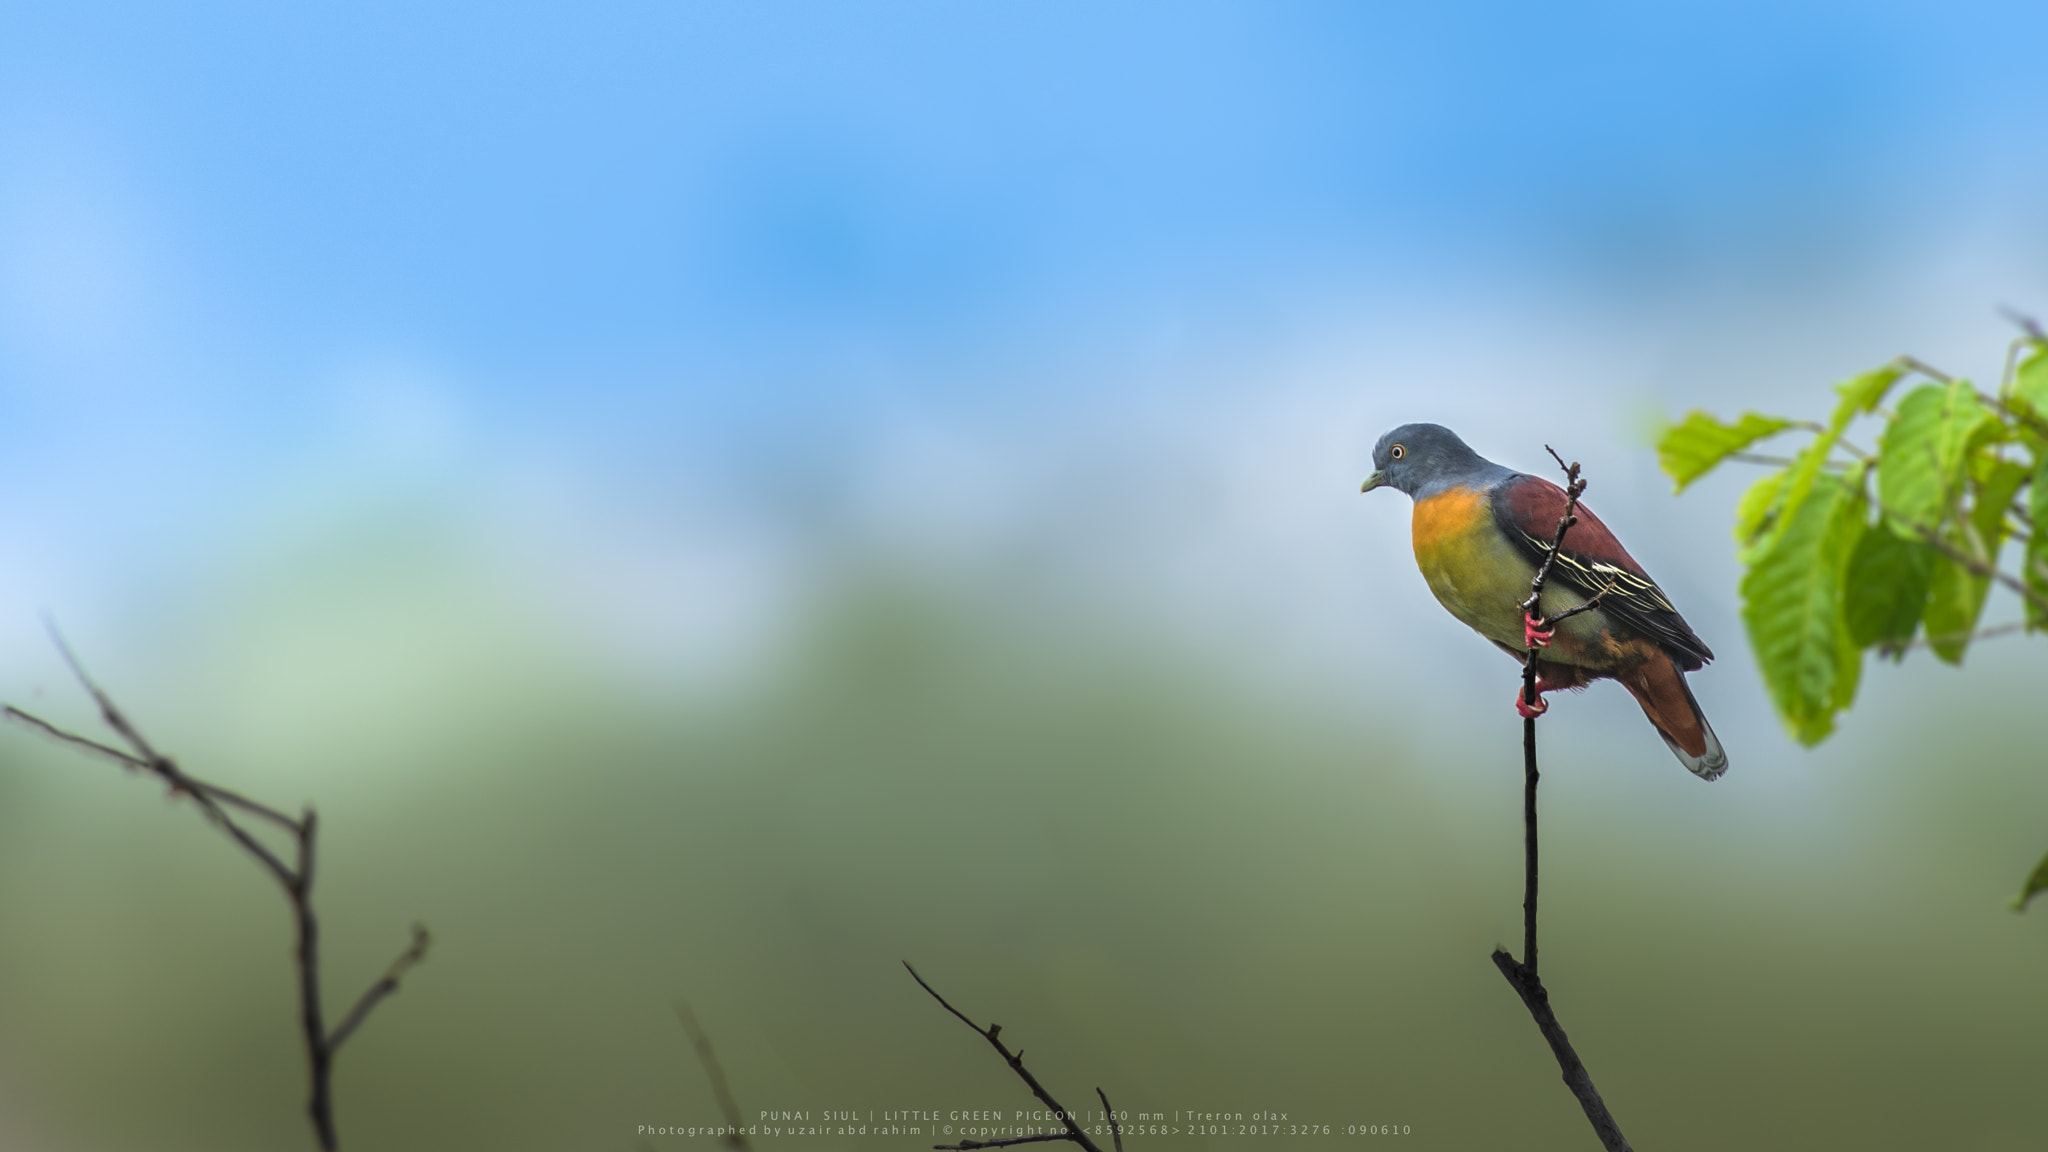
[1523,612,1554,650]
[1516,689,1549,720]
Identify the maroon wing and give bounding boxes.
[1491,473,1713,670]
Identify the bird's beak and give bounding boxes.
[1360,470,1389,494]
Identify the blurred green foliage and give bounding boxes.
[5,526,2048,1150]
[1658,333,2048,909]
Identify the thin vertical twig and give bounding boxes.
[1497,450,1633,1152]
[1521,714,1540,975]
[297,811,335,1149]
[1514,446,1586,978]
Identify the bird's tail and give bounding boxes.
[1619,656,1728,781]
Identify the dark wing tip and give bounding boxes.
[1493,476,1715,670]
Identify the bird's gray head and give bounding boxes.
[1359,423,1497,499]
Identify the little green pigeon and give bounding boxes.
[1360,423,1726,780]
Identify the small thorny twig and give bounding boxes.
[905,963,1114,1152]
[1497,450,1634,1152]
[1513,444,1597,977]
[1,625,429,1151]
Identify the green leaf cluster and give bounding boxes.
[1659,338,2048,910]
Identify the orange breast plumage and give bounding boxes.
[1410,485,1536,650]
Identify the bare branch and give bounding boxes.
[1877,621,2027,658]
[676,1003,752,1152]
[1899,354,1954,384]
[1515,449,1587,973]
[1729,452,1802,469]
[46,620,163,764]
[1544,592,1606,628]
[190,779,306,834]
[3,702,301,887]
[1095,1089,1122,1152]
[218,811,302,891]
[3,705,149,770]
[1999,306,2045,344]
[2001,336,2029,394]
[1901,335,2048,441]
[1873,497,2048,620]
[296,811,335,1148]
[12,627,306,876]
[211,801,302,889]
[3,633,428,1150]
[328,924,433,1054]
[1519,447,1586,627]
[905,963,1104,1152]
[1492,952,1633,1152]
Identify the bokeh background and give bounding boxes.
[3,2,2047,1149]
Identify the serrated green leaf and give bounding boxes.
[1770,422,1850,558]
[1764,374,1892,553]
[2012,844,2048,912]
[1741,472,1865,744]
[1842,522,1933,652]
[1912,454,2029,663]
[2011,345,2048,426]
[1877,382,1992,530]
[1970,455,2028,555]
[1828,482,1867,717]
[1657,410,1794,492]
[1734,470,1787,562]
[1835,363,1906,420]
[1922,551,1990,664]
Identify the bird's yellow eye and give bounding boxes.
[1390,444,1406,460]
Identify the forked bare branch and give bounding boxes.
[3,634,429,1150]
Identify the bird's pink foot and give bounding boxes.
[1523,612,1553,649]
[1516,689,1549,719]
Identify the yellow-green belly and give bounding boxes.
[1411,486,1605,661]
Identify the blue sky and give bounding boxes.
[8,1,2039,371]
[3,0,2048,683]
